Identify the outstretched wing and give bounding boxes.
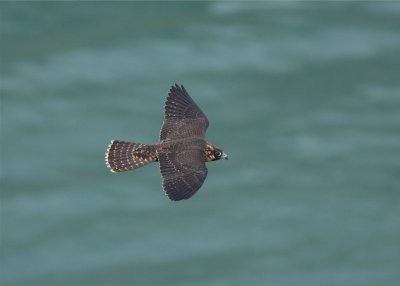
[160,84,209,141]
[159,139,208,201]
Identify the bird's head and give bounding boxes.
[205,143,228,162]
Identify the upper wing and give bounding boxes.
[160,84,209,141]
[159,139,208,201]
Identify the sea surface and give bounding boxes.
[1,2,400,286]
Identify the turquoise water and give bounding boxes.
[1,2,400,286]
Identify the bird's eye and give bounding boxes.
[215,151,222,158]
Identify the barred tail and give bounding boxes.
[105,140,158,173]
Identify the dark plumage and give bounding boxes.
[105,84,227,201]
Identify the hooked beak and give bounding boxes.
[222,152,228,160]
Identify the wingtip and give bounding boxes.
[171,83,184,91]
[168,83,177,95]
[168,83,185,99]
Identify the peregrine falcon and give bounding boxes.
[105,84,228,201]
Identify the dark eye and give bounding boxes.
[215,151,222,158]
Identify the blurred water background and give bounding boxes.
[1,2,400,286]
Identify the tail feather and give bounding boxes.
[105,140,158,172]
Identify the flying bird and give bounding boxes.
[105,84,228,201]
